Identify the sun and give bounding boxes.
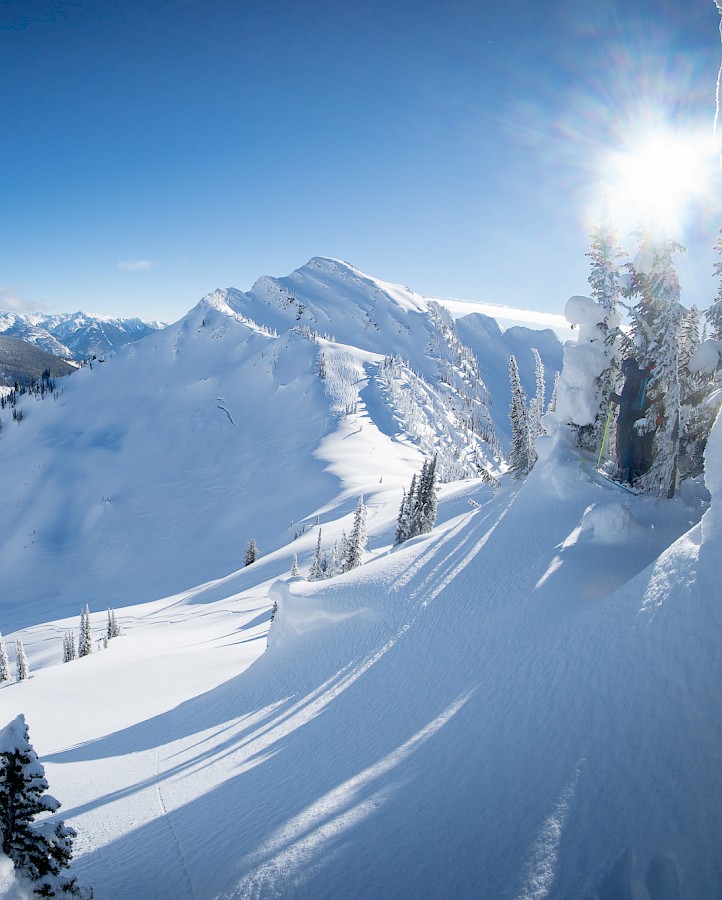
[600,125,716,237]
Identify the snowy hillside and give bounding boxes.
[0,312,165,361]
[0,257,718,899]
[0,335,76,387]
[0,258,521,631]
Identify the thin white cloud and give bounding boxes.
[118,259,152,272]
[0,287,49,313]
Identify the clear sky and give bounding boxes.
[2,0,721,323]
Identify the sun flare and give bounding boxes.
[601,126,716,236]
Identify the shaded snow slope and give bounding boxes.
[0,418,715,898]
[0,335,76,386]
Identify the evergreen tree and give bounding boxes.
[580,211,626,455]
[62,631,77,664]
[15,640,28,682]
[343,497,368,572]
[508,355,536,478]
[290,554,299,577]
[411,456,438,536]
[0,633,10,683]
[395,459,439,544]
[0,715,81,896]
[108,609,121,639]
[78,607,92,658]
[547,371,561,415]
[327,542,340,579]
[394,488,408,546]
[308,530,325,582]
[529,348,546,439]
[706,225,722,340]
[394,482,413,546]
[244,539,259,567]
[678,304,715,480]
[626,233,684,497]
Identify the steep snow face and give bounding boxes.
[212,257,454,380]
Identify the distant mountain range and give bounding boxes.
[0,311,166,361]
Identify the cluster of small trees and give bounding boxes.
[394,455,438,544]
[307,497,368,580]
[0,370,60,426]
[507,350,551,479]
[0,632,27,684]
[378,355,498,484]
[0,714,87,896]
[63,607,122,663]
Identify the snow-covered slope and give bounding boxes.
[0,259,510,631]
[0,335,76,387]
[0,312,165,360]
[0,258,717,899]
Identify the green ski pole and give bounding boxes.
[596,401,613,470]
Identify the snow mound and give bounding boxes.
[0,854,33,900]
[267,575,371,648]
[564,294,602,327]
[580,501,639,543]
[689,338,721,375]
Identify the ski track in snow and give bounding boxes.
[155,748,197,900]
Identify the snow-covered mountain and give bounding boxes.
[0,257,718,899]
[0,311,165,360]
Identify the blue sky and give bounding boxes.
[2,0,720,322]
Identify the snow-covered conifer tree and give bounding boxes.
[508,355,536,478]
[62,631,77,664]
[327,542,340,578]
[244,539,259,567]
[0,633,10,683]
[546,371,560,415]
[343,497,368,571]
[78,607,92,658]
[706,225,722,340]
[394,483,412,546]
[411,456,438,536]
[626,234,684,497]
[15,640,28,682]
[308,530,325,581]
[529,348,546,439]
[290,553,299,577]
[579,211,626,454]
[0,715,81,896]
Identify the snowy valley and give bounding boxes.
[0,257,719,899]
